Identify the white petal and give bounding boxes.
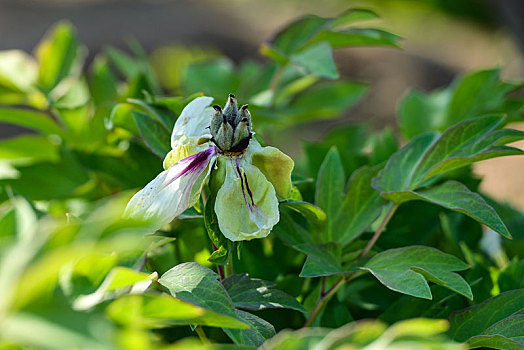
[171,96,214,149]
[125,147,217,228]
[214,157,279,241]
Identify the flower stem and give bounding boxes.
[303,277,345,327]
[212,242,226,280]
[357,203,398,260]
[269,65,285,95]
[225,251,234,277]
[302,203,398,328]
[195,326,209,344]
[217,265,225,280]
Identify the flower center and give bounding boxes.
[210,93,252,153]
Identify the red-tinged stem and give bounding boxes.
[357,203,398,260]
[303,203,398,328]
[212,242,226,280]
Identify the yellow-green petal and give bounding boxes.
[250,141,294,199]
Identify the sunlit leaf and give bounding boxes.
[158,262,248,329]
[36,21,81,92]
[361,246,472,300]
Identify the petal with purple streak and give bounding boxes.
[125,146,217,227]
[214,157,279,241]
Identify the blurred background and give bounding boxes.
[0,0,523,208]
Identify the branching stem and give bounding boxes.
[195,326,209,344]
[303,203,399,327]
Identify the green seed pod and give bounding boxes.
[210,105,223,136]
[210,93,252,153]
[223,94,238,125]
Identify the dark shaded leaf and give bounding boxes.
[299,242,344,277]
[222,274,305,313]
[132,111,171,158]
[315,147,344,242]
[334,165,385,245]
[382,181,511,239]
[449,289,524,342]
[224,310,275,347]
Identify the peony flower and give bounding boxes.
[125,94,294,241]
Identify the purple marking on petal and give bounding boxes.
[234,159,249,209]
[242,171,255,207]
[167,146,217,185]
[233,158,260,214]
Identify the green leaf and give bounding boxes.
[468,334,524,350]
[132,110,171,158]
[445,68,520,126]
[334,165,385,245]
[0,311,112,349]
[0,50,37,92]
[105,47,141,79]
[107,294,247,329]
[224,310,275,347]
[273,208,315,247]
[265,9,399,59]
[184,58,239,98]
[0,207,16,240]
[73,143,162,189]
[36,21,80,92]
[398,69,522,140]
[299,242,344,277]
[411,115,514,183]
[264,318,457,349]
[373,132,439,193]
[374,115,524,193]
[269,15,330,55]
[278,81,368,124]
[310,28,401,48]
[303,124,368,177]
[280,201,326,227]
[0,149,91,200]
[368,127,398,165]
[89,56,118,106]
[467,314,524,349]
[315,147,344,241]
[361,246,472,300]
[158,262,248,329]
[499,259,524,291]
[382,181,511,239]
[107,103,140,135]
[127,98,178,131]
[332,8,380,26]
[291,42,339,79]
[222,274,306,313]
[399,88,449,140]
[449,289,524,342]
[0,108,63,135]
[0,135,59,164]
